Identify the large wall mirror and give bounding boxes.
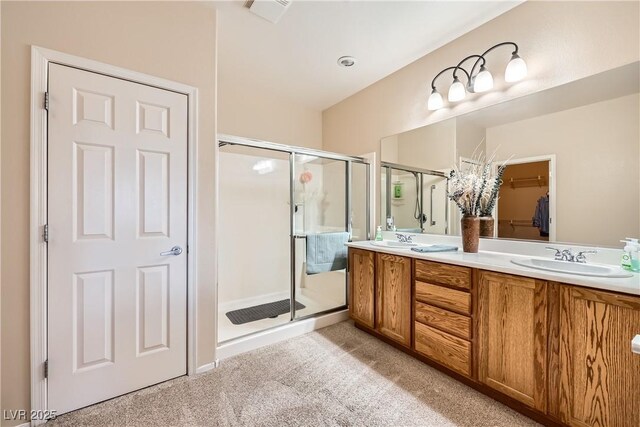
[380,61,639,248]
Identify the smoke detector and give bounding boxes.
[247,0,292,24]
[337,56,357,68]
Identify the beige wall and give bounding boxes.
[396,118,456,171]
[456,120,486,161]
[0,2,3,418]
[217,72,323,149]
[0,1,217,423]
[322,1,640,162]
[487,93,640,247]
[217,10,322,149]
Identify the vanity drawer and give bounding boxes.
[415,281,471,315]
[415,301,471,340]
[415,322,472,377]
[414,260,471,290]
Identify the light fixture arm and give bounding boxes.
[452,54,484,81]
[430,66,459,90]
[468,42,519,80]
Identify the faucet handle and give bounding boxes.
[395,233,413,243]
[546,247,563,260]
[576,250,597,263]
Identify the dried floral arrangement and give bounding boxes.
[447,145,507,217]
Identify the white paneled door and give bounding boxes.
[47,64,188,414]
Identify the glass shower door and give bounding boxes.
[218,144,292,342]
[292,155,348,319]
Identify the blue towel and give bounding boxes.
[306,232,349,275]
[411,245,458,253]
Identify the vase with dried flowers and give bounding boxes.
[448,147,506,252]
[478,162,506,238]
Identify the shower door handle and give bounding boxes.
[430,185,436,226]
[160,246,183,256]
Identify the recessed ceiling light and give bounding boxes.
[337,56,356,68]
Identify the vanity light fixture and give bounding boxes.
[427,88,444,110]
[448,76,466,102]
[427,42,527,111]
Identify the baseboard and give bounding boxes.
[195,359,220,374]
[216,309,349,360]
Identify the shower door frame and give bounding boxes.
[218,134,370,335]
[381,161,449,235]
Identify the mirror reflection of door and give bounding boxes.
[496,160,550,241]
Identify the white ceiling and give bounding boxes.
[215,1,522,111]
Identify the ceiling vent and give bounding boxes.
[247,0,292,24]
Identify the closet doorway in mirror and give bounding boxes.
[494,156,555,241]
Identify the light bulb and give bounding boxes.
[448,77,466,102]
[427,88,444,111]
[505,53,527,82]
[473,66,494,92]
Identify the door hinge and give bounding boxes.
[43,224,49,243]
[44,92,49,111]
[44,360,49,379]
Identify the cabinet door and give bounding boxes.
[477,272,548,411]
[558,286,640,427]
[376,253,411,347]
[348,249,375,328]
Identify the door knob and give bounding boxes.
[632,335,640,355]
[160,246,183,256]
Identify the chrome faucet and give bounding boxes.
[386,216,395,231]
[575,250,597,263]
[546,247,597,263]
[396,233,413,243]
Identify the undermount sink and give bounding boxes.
[370,240,418,248]
[511,258,633,278]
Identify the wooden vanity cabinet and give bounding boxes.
[414,260,473,377]
[477,271,548,412]
[348,249,412,347]
[556,286,640,427]
[348,247,640,426]
[375,253,412,347]
[348,248,375,328]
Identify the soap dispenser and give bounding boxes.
[630,239,640,272]
[621,238,640,272]
[375,226,383,241]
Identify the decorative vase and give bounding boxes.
[479,216,495,238]
[461,215,480,253]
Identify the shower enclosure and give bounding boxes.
[218,135,370,343]
[381,161,449,234]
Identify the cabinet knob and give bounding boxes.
[633,335,640,355]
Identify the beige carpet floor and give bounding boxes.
[50,321,539,426]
